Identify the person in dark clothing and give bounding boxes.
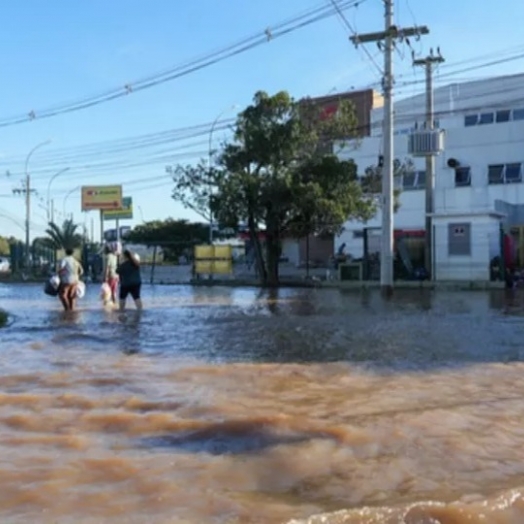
[116,249,143,311]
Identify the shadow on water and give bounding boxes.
[2,283,524,372]
[141,418,343,455]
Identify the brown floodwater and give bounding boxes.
[2,283,524,523]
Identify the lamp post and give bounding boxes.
[63,185,80,220]
[46,167,69,223]
[208,105,237,244]
[24,139,51,266]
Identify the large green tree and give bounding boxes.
[172,91,376,286]
[126,219,208,261]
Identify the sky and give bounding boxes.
[0,0,523,241]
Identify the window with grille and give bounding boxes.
[487,163,522,184]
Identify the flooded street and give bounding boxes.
[2,283,524,523]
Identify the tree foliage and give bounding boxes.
[171,90,377,286]
[286,155,375,239]
[170,164,222,222]
[0,236,17,256]
[125,218,209,261]
[44,219,83,251]
[360,157,414,212]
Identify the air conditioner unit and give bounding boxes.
[407,129,444,156]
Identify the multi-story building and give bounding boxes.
[336,72,524,281]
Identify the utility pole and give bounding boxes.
[350,0,428,295]
[12,180,37,268]
[14,140,51,268]
[413,48,444,279]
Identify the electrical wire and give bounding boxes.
[2,48,524,209]
[0,41,521,180]
[327,0,383,75]
[0,0,367,128]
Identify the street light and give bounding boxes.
[46,167,69,223]
[63,185,80,219]
[24,139,51,266]
[208,105,238,244]
[137,205,146,223]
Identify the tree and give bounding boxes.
[44,219,83,251]
[172,90,376,287]
[126,219,208,261]
[0,236,15,256]
[170,163,221,224]
[286,155,376,238]
[360,157,415,212]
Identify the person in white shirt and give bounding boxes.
[103,244,119,305]
[57,248,84,311]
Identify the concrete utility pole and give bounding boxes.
[350,0,428,294]
[413,48,444,279]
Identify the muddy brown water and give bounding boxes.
[2,283,524,523]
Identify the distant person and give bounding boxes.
[103,244,119,305]
[116,249,143,311]
[58,248,84,311]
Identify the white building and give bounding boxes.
[336,72,524,281]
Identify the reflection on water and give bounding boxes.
[2,283,524,523]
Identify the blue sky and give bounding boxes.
[0,0,523,241]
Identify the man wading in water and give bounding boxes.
[58,248,84,311]
[116,249,143,311]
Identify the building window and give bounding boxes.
[353,230,364,239]
[488,164,504,184]
[464,115,477,126]
[505,163,522,183]
[402,170,426,190]
[454,166,471,187]
[488,163,522,184]
[448,222,471,256]
[496,110,511,123]
[513,108,524,120]
[416,170,426,188]
[478,112,494,125]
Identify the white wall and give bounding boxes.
[433,216,500,281]
[336,136,426,257]
[281,238,299,265]
[371,72,524,136]
[436,121,524,210]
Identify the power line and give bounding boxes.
[1,53,523,202]
[0,42,519,172]
[328,0,382,74]
[0,0,367,128]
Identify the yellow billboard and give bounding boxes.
[81,185,123,211]
[194,245,233,275]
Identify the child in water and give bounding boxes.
[116,249,142,311]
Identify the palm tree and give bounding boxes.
[44,219,83,251]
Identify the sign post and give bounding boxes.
[81,185,123,245]
[102,196,133,255]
